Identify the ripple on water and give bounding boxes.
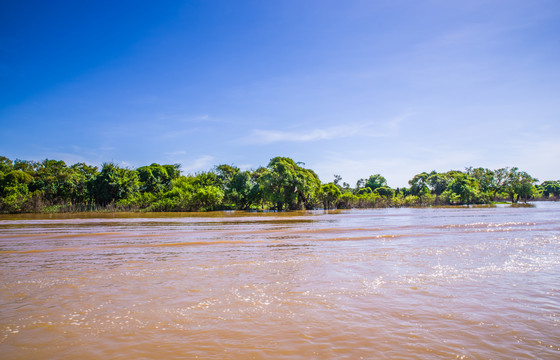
[1,207,560,359]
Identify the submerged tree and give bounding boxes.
[137,163,180,194]
[503,168,538,203]
[0,154,554,213]
[259,157,321,210]
[540,180,560,198]
[319,183,341,209]
[443,173,482,204]
[89,163,140,206]
[408,172,430,196]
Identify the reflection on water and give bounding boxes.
[1,204,560,359]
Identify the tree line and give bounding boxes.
[0,155,558,213]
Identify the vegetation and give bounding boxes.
[0,155,557,213]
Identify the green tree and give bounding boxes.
[338,192,357,209]
[319,183,341,209]
[89,163,140,206]
[13,159,38,172]
[28,159,85,205]
[489,167,510,200]
[69,163,99,204]
[374,186,394,198]
[215,164,239,188]
[465,167,493,193]
[191,185,224,211]
[214,164,252,209]
[408,172,430,196]
[443,173,482,204]
[540,180,560,198]
[427,172,449,196]
[504,168,538,203]
[354,178,366,194]
[137,163,179,194]
[365,174,387,191]
[0,170,34,213]
[229,170,260,209]
[356,187,373,196]
[0,156,13,175]
[259,157,320,210]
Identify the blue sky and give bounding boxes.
[1,0,559,187]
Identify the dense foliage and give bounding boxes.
[0,155,557,213]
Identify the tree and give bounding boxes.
[365,174,387,191]
[191,186,224,211]
[164,164,181,180]
[490,167,510,200]
[215,164,239,190]
[319,183,341,209]
[137,163,177,193]
[214,164,258,209]
[28,159,77,204]
[259,157,320,210]
[541,180,560,198]
[0,169,33,212]
[374,186,394,198]
[409,172,430,196]
[427,172,449,196]
[333,174,342,187]
[356,187,373,196]
[13,159,38,172]
[504,168,538,203]
[229,170,260,209]
[355,178,366,193]
[69,162,98,204]
[443,173,482,204]
[465,167,495,195]
[89,163,140,205]
[0,156,13,175]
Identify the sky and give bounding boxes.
[1,0,559,187]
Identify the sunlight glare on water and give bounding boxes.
[1,204,559,359]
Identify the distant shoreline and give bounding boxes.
[1,156,558,214]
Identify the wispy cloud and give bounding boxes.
[250,127,348,143]
[161,151,215,173]
[119,161,133,168]
[244,114,410,145]
[181,155,214,173]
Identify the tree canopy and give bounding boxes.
[0,155,555,213]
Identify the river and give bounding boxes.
[1,204,559,359]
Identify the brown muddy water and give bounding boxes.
[1,204,559,359]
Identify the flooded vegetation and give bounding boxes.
[1,203,559,359]
[2,155,558,214]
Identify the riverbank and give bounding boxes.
[1,199,545,215]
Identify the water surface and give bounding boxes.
[1,204,559,359]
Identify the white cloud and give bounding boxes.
[120,161,133,168]
[250,127,345,143]
[238,163,254,171]
[244,114,410,145]
[181,155,214,173]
